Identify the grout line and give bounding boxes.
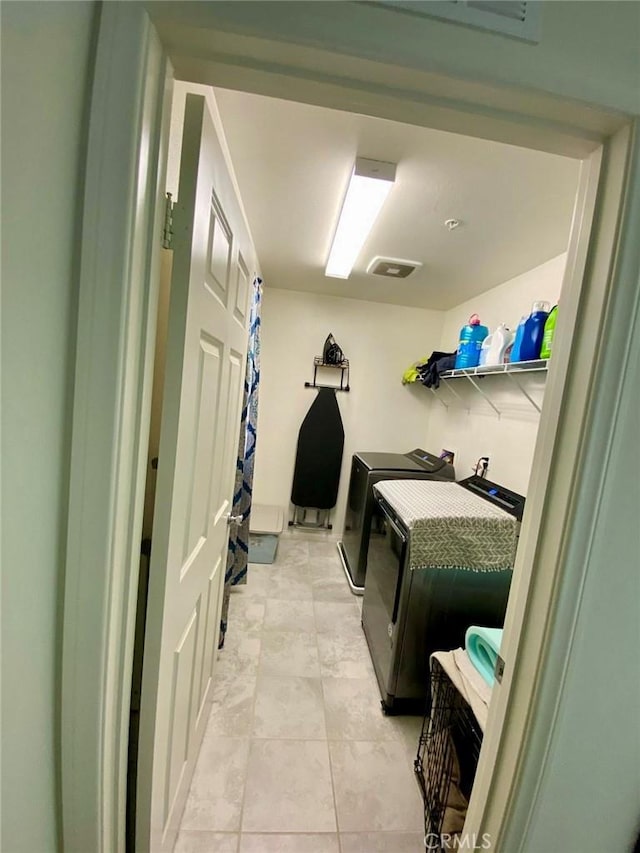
[236,567,268,841]
[311,554,344,852]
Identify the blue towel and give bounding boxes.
[465,626,503,687]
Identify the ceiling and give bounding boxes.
[214,87,580,311]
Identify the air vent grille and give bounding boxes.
[366,257,422,279]
[374,0,541,43]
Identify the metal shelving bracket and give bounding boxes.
[431,360,548,416]
[505,370,543,413]
[430,386,449,409]
[440,377,471,412]
[464,373,501,416]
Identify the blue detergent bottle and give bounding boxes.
[455,314,489,369]
[509,316,528,363]
[520,301,551,362]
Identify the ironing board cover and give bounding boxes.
[290,387,344,509]
[374,480,517,572]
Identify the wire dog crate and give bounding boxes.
[414,657,484,846]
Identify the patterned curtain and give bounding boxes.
[219,277,262,647]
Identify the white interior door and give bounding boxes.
[137,92,255,852]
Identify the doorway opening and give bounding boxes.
[131,78,589,852]
[61,7,635,853]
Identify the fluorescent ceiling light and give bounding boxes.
[325,157,396,279]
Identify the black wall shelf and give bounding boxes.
[305,356,350,392]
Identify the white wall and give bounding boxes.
[521,346,640,852]
[256,254,567,522]
[425,254,566,494]
[252,288,442,532]
[0,3,97,851]
[163,1,640,115]
[439,254,566,355]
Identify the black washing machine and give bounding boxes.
[337,448,454,594]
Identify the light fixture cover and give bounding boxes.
[325,157,396,279]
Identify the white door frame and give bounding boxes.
[61,4,638,851]
[60,6,172,851]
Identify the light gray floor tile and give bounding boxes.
[313,600,362,637]
[206,677,257,738]
[216,636,261,679]
[242,740,336,833]
[306,553,345,582]
[235,565,272,599]
[179,534,428,846]
[269,560,314,580]
[388,714,425,762]
[227,598,265,636]
[307,536,341,559]
[174,831,239,853]
[312,577,354,603]
[329,741,424,832]
[276,537,310,567]
[322,677,400,741]
[263,598,315,632]
[339,832,426,852]
[266,571,314,601]
[253,675,326,739]
[317,632,375,679]
[239,833,340,853]
[259,630,320,677]
[181,737,250,831]
[270,561,299,581]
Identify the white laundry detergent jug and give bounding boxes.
[479,324,513,366]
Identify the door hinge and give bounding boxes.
[162,192,174,249]
[495,654,505,684]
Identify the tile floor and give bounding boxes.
[175,534,426,853]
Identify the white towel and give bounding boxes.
[431,648,493,731]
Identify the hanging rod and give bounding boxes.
[304,382,350,392]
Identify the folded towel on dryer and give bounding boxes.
[465,626,503,687]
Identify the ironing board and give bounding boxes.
[290,387,344,527]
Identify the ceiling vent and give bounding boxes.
[367,257,422,279]
[375,1,541,43]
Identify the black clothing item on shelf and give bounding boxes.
[420,352,457,389]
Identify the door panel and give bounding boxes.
[138,92,255,852]
[198,555,223,718]
[235,252,250,326]
[207,191,233,304]
[183,334,224,561]
[166,605,199,819]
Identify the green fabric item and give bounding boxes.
[402,355,432,384]
[402,364,420,384]
[465,625,503,686]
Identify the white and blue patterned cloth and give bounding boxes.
[373,480,517,573]
[220,277,262,646]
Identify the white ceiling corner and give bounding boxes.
[213,87,580,311]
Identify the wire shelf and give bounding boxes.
[439,359,547,380]
[312,356,349,369]
[430,359,547,415]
